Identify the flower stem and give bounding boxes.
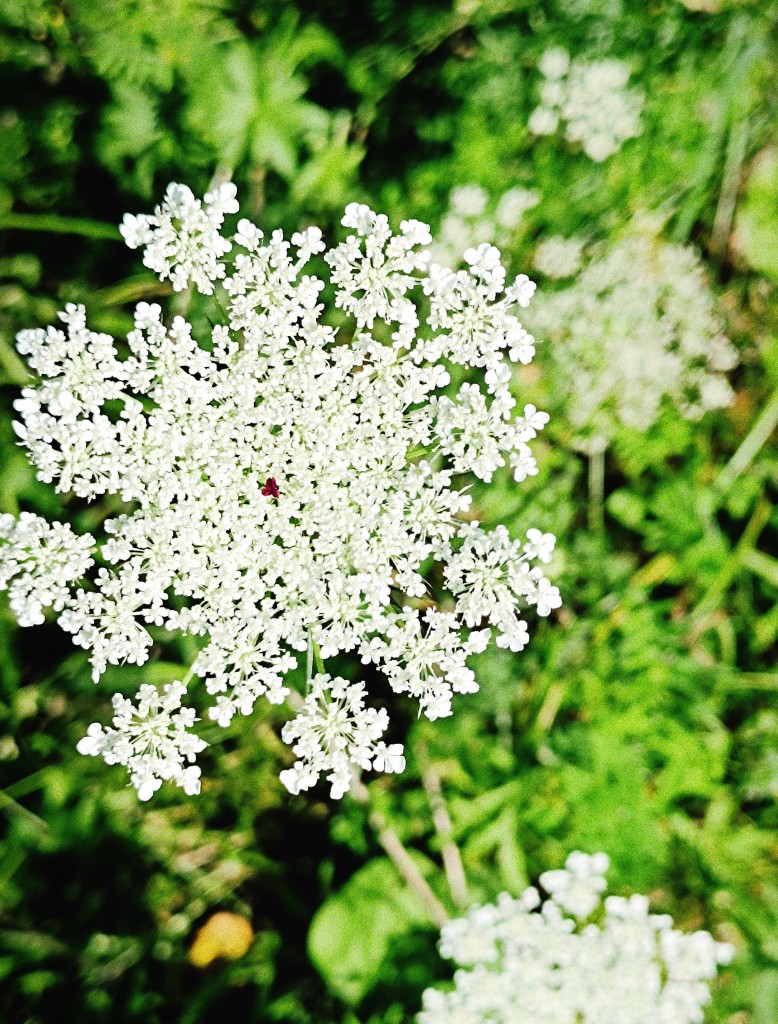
[306,633,314,689]
[312,639,325,676]
[181,661,199,686]
[349,770,450,927]
[588,446,605,532]
[416,743,469,910]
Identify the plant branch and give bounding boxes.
[588,446,605,532]
[710,112,748,263]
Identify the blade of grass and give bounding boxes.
[0,212,122,241]
[690,492,771,624]
[715,385,778,497]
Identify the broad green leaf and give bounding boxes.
[308,856,434,1005]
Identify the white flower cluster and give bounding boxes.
[530,234,738,452]
[77,681,206,801]
[431,184,540,270]
[0,513,94,627]
[120,181,239,293]
[533,235,585,279]
[418,851,735,1024]
[1,184,559,800]
[529,47,643,162]
[280,674,406,799]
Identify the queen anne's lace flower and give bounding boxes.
[0,513,94,627]
[0,184,558,801]
[529,47,643,161]
[418,851,735,1024]
[279,674,405,799]
[530,233,738,452]
[539,850,609,918]
[120,181,239,294]
[77,682,206,801]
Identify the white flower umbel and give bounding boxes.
[77,682,207,801]
[533,235,585,279]
[529,47,643,162]
[1,184,558,800]
[120,181,239,294]
[418,851,735,1024]
[0,512,94,627]
[530,233,738,453]
[279,674,405,799]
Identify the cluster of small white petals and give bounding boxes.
[418,851,735,1024]
[120,181,239,294]
[529,47,643,161]
[539,850,610,918]
[0,512,94,627]
[0,184,558,800]
[279,674,405,798]
[444,524,560,652]
[431,184,540,269]
[77,682,207,801]
[533,235,585,279]
[530,234,738,452]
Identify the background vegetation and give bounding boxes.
[0,1,777,1021]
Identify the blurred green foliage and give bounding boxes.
[1,1,778,1022]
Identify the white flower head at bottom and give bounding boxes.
[78,681,207,801]
[418,850,735,1024]
[279,674,405,799]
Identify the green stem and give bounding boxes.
[691,492,771,623]
[306,633,314,689]
[312,639,325,676]
[715,387,778,498]
[0,787,49,832]
[180,661,199,686]
[91,277,172,308]
[348,770,450,926]
[588,446,605,532]
[416,743,469,910]
[710,111,748,263]
[212,291,230,324]
[0,212,122,241]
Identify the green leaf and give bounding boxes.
[607,489,645,530]
[308,857,433,1005]
[735,148,778,283]
[183,40,257,168]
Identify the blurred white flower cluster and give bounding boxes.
[418,851,735,1024]
[530,234,738,452]
[529,47,643,162]
[533,235,586,279]
[431,184,540,269]
[0,182,560,800]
